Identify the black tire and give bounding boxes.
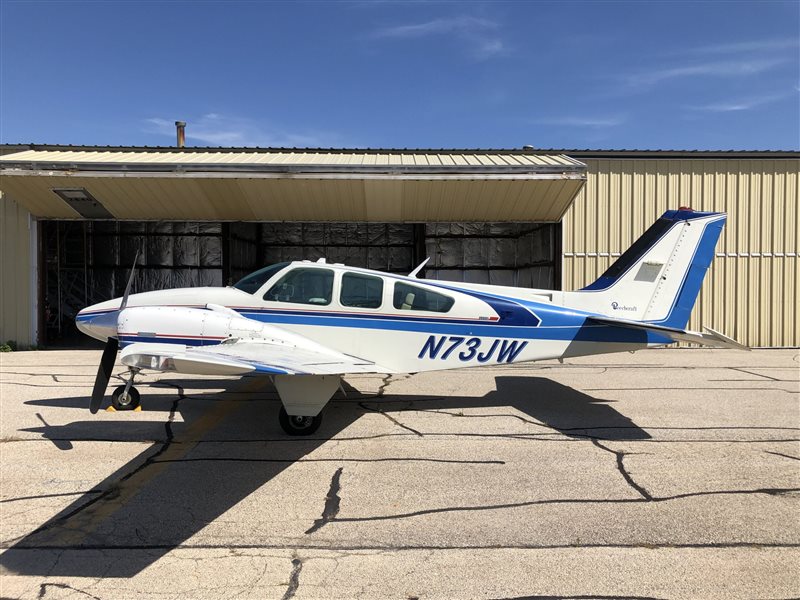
[111,385,141,411]
[279,406,322,436]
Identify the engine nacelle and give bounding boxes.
[118,306,305,348]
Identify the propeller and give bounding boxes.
[89,249,139,413]
[90,338,119,413]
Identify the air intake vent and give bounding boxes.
[52,188,114,219]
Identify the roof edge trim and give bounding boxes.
[1,143,798,159]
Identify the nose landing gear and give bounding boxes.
[110,368,142,411]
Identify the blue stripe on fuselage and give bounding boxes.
[235,309,674,345]
[118,335,221,347]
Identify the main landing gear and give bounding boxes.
[273,374,338,436]
[279,406,322,436]
[110,368,142,411]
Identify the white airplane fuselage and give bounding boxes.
[76,265,667,376]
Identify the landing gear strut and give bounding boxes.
[279,406,322,436]
[111,368,141,411]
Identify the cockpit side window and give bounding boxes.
[341,272,384,309]
[393,282,454,313]
[264,268,335,305]
[233,262,289,295]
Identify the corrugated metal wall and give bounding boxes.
[0,193,36,347]
[562,158,800,347]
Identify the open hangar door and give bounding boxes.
[40,220,559,346]
[2,146,584,347]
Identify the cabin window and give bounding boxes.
[233,262,289,294]
[264,268,334,305]
[393,282,454,313]
[340,273,384,309]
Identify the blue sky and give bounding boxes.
[1,1,798,150]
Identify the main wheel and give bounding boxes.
[111,385,141,411]
[279,406,322,436]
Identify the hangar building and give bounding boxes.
[1,144,797,349]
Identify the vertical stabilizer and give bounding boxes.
[566,209,726,328]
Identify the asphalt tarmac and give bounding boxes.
[1,348,798,599]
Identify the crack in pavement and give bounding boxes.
[730,367,786,382]
[324,487,799,526]
[38,582,102,599]
[591,439,652,500]
[280,555,303,600]
[11,432,800,445]
[358,402,423,437]
[374,373,413,398]
[152,457,505,465]
[1,491,103,504]
[356,401,800,441]
[494,594,664,600]
[376,374,393,397]
[6,540,800,551]
[152,382,186,440]
[585,387,798,394]
[305,468,344,534]
[765,450,800,462]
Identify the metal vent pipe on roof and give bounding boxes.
[175,121,186,147]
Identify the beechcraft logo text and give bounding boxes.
[611,302,637,311]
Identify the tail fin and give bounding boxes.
[575,209,726,328]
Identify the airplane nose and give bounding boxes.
[76,306,119,341]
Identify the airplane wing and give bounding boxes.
[120,339,393,376]
[586,316,750,351]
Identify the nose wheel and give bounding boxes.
[279,406,322,436]
[108,367,142,411]
[111,385,141,411]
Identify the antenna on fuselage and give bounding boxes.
[408,257,430,278]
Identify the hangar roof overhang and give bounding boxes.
[0,146,587,222]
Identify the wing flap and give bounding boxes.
[586,316,749,350]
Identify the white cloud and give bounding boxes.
[369,15,506,60]
[531,115,625,128]
[371,16,496,39]
[143,114,340,147]
[686,92,792,112]
[623,58,787,89]
[688,38,800,55]
[475,38,505,60]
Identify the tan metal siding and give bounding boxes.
[0,193,35,347]
[562,158,800,347]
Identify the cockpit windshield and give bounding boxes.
[232,262,289,294]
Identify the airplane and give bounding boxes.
[76,208,748,436]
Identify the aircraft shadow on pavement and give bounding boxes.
[1,375,649,577]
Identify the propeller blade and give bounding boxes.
[119,248,140,312]
[90,337,119,413]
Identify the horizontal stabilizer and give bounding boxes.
[587,316,749,351]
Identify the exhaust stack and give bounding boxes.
[175,121,186,147]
